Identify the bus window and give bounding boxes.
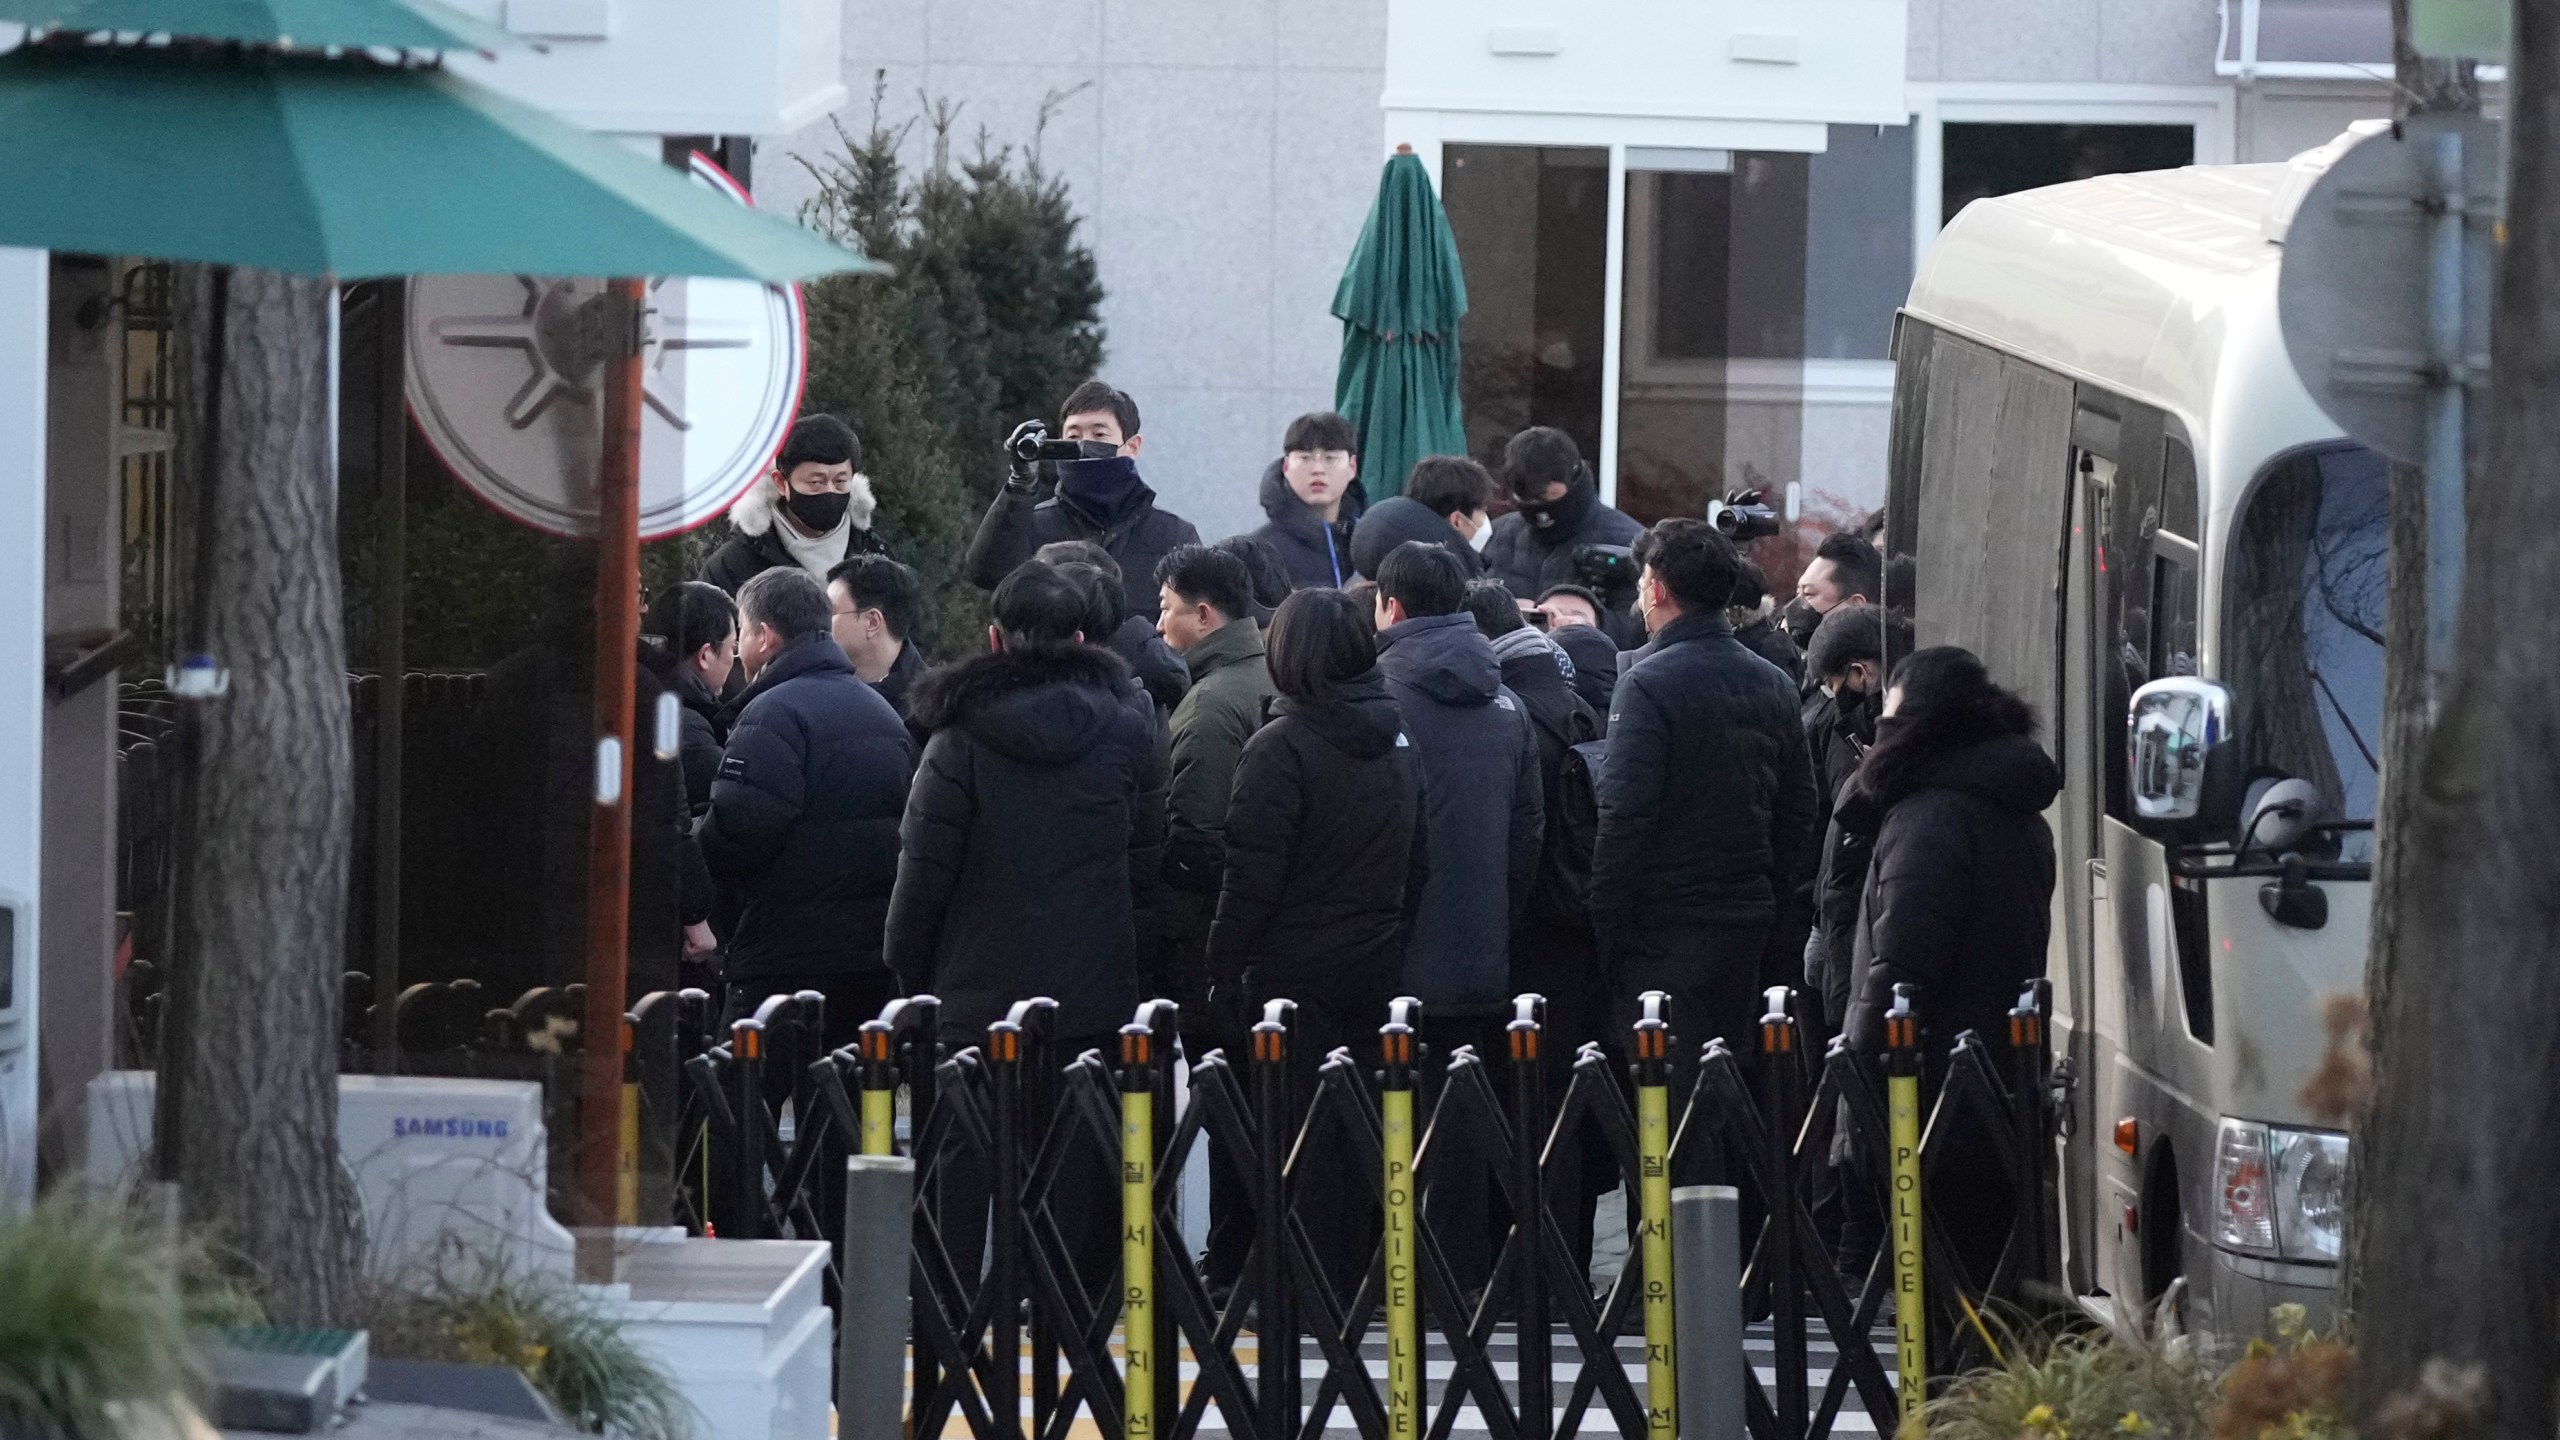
[2227,446,2388,862]
[2153,552,2197,679]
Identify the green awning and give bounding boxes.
[0,0,511,51]
[1331,151,1468,500]
[0,45,876,281]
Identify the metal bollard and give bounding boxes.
[2007,980,2053,1289]
[1508,993,1551,1440]
[1631,1002,1677,1440]
[730,1017,765,1239]
[1672,1185,1744,1440]
[839,1154,914,1440]
[1760,987,1806,1440]
[988,1019,1025,1440]
[617,1014,641,1226]
[1252,999,1299,1440]
[1886,984,1927,1424]
[1119,1023,1159,1440]
[856,1019,896,1157]
[1381,1000,1422,1440]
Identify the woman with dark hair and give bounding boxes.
[643,580,739,815]
[1209,587,1424,1291]
[1836,645,2058,1285]
[1839,645,2060,1053]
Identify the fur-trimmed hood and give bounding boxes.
[726,472,879,538]
[908,642,1136,764]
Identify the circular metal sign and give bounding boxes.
[2275,113,2500,466]
[405,154,808,539]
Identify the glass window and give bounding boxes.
[2227,446,2388,856]
[2222,0,2391,66]
[1443,145,1608,479]
[1942,124,2195,222]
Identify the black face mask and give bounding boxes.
[785,488,850,535]
[1782,598,1821,648]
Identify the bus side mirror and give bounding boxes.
[2128,676,2239,836]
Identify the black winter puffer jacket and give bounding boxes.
[1589,613,1820,960]
[1350,496,1485,581]
[1840,730,2059,1054]
[885,643,1167,1038]
[696,634,917,981]
[1248,458,1363,590]
[1208,670,1424,1006]
[1377,614,1543,1007]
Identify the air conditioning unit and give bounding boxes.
[86,1072,578,1278]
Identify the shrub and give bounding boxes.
[362,1262,691,1440]
[0,1196,224,1439]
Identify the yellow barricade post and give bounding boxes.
[1886,985,1927,1427]
[1120,1024,1157,1440]
[1632,1008,1677,1440]
[1381,1006,1421,1440]
[857,1019,896,1158]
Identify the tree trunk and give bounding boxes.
[162,264,360,1324]
[2351,2,2560,1429]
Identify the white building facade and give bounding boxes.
[763,0,2394,541]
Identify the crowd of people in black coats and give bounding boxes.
[649,379,2061,1295]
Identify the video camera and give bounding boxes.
[1573,543,1639,600]
[1007,419,1109,465]
[1711,487,1783,543]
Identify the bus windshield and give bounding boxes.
[2225,445,2387,862]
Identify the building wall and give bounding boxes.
[761,0,1394,542]
[764,0,2385,543]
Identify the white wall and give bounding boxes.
[760,0,1392,542]
[0,249,45,1205]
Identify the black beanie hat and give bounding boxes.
[778,413,861,472]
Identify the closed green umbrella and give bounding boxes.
[0,44,873,281]
[1331,149,1467,501]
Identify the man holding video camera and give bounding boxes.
[964,380,1203,621]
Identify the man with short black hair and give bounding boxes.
[1593,519,1819,1061]
[699,567,917,1045]
[826,553,929,718]
[1374,543,1543,1294]
[701,414,888,595]
[1036,538,1191,713]
[1796,531,1881,618]
[964,380,1202,619]
[1251,411,1366,589]
[1350,454,1493,579]
[1154,543,1278,1293]
[1483,427,1644,637]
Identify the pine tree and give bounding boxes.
[785,77,1108,649]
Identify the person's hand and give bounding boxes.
[1003,418,1047,493]
[683,921,718,958]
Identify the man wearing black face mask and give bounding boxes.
[1482,427,1646,647]
[701,414,891,596]
[1798,602,1911,1034]
[963,380,1203,621]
